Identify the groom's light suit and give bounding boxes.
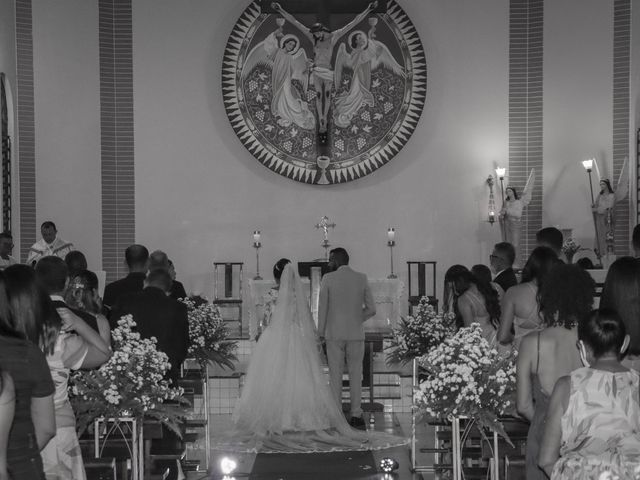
[318,265,376,418]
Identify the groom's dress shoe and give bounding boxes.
[349,416,366,430]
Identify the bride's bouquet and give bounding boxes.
[386,296,456,365]
[70,315,186,435]
[414,323,517,440]
[181,297,238,372]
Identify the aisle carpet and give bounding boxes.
[250,450,378,479]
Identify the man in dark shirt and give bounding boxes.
[110,269,189,382]
[103,244,149,311]
[490,242,518,292]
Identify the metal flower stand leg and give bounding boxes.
[94,416,144,480]
[451,417,499,480]
[410,357,437,473]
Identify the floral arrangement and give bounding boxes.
[413,323,517,440]
[561,238,585,263]
[181,297,238,372]
[385,296,456,365]
[70,315,186,435]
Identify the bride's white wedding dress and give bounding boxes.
[213,264,407,453]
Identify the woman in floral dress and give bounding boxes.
[539,309,640,479]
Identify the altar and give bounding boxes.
[247,277,404,339]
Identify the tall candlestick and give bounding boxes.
[253,231,262,280]
[387,228,397,279]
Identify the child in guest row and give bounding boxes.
[538,309,640,479]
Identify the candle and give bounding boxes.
[253,231,261,244]
[387,228,395,242]
[495,167,506,179]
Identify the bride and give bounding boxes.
[217,261,407,453]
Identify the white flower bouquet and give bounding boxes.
[414,323,517,440]
[70,315,186,435]
[386,296,456,365]
[181,296,238,372]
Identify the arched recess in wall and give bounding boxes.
[0,73,13,234]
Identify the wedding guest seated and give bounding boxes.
[489,242,518,292]
[110,269,189,382]
[0,268,56,479]
[168,260,187,301]
[443,265,469,328]
[575,257,595,270]
[26,221,74,267]
[516,264,595,480]
[103,244,149,311]
[0,366,15,480]
[472,263,504,301]
[9,264,110,479]
[35,256,100,335]
[536,227,564,259]
[538,309,640,479]
[633,224,640,258]
[600,256,640,371]
[66,270,111,345]
[64,251,87,280]
[0,233,17,270]
[498,246,557,349]
[448,268,500,345]
[149,251,187,300]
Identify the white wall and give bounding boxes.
[0,0,17,244]
[20,0,636,304]
[132,0,510,298]
[32,0,102,269]
[543,0,614,259]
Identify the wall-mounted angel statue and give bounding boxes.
[591,157,628,258]
[243,25,315,130]
[499,168,535,263]
[333,25,405,128]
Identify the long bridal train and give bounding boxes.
[211,264,408,454]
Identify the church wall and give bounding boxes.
[0,0,17,242]
[542,0,615,258]
[20,0,635,302]
[131,0,511,297]
[0,0,16,113]
[31,0,102,269]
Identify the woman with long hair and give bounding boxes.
[0,367,15,480]
[442,264,469,329]
[449,268,501,344]
[516,264,595,480]
[65,269,111,344]
[6,264,110,479]
[498,246,557,349]
[0,268,55,479]
[600,256,640,370]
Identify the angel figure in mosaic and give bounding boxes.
[591,157,628,258]
[333,26,405,128]
[243,26,315,130]
[499,168,535,263]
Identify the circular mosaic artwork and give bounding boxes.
[222,1,427,184]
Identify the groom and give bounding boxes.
[318,247,376,429]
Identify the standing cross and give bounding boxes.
[315,215,336,260]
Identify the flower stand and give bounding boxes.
[411,358,499,479]
[94,416,144,480]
